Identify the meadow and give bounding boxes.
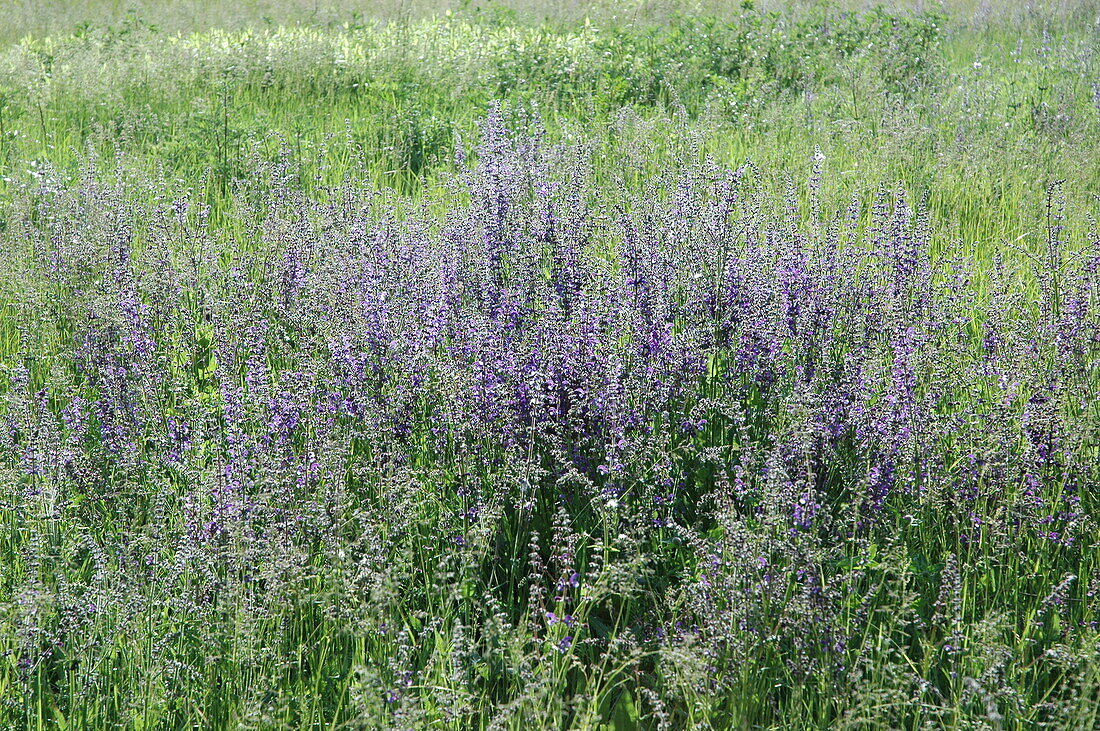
[1,0,1099,728]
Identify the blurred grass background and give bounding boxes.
[0,0,1096,251]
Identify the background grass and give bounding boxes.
[0,1,1097,229]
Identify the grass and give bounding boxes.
[0,1,1099,729]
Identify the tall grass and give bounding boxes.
[0,2,1098,729]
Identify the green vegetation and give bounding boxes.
[1,2,1096,229]
[1,1,1099,729]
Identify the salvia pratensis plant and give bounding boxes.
[0,102,1098,729]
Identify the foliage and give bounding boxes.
[0,2,1099,729]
